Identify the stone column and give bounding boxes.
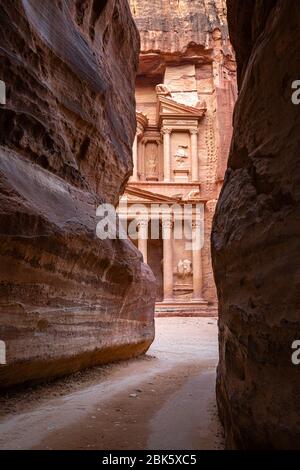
[140,138,146,181]
[138,218,148,264]
[192,219,203,300]
[162,217,173,301]
[132,133,138,181]
[190,129,199,182]
[162,128,172,182]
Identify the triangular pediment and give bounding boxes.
[120,193,155,204]
[158,96,206,118]
[122,184,181,204]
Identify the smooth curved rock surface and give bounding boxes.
[0,0,155,388]
[212,0,300,449]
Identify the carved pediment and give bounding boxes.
[157,96,206,123]
[123,184,182,204]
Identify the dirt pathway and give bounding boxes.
[0,318,224,450]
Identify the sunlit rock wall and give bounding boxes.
[131,0,229,65]
[0,0,155,388]
[212,0,300,449]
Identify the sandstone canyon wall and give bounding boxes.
[212,0,300,448]
[0,0,155,388]
[130,0,237,305]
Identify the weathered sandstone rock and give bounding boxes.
[0,0,155,388]
[131,0,231,75]
[212,0,300,449]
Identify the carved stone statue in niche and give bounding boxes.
[146,142,159,180]
[174,145,188,166]
[177,259,192,279]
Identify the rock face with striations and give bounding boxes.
[131,0,232,75]
[212,0,300,449]
[0,0,156,388]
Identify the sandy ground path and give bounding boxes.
[0,318,224,450]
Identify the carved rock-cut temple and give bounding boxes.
[121,0,237,316]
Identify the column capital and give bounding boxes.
[137,218,149,228]
[192,219,202,229]
[189,128,198,135]
[161,217,173,229]
[162,127,172,135]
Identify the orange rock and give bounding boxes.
[0,0,155,388]
[213,0,300,450]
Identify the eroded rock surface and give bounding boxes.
[131,0,231,75]
[0,0,155,388]
[212,0,300,449]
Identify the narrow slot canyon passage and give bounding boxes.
[0,0,234,451]
[0,318,223,450]
[1,0,300,453]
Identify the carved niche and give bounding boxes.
[174,258,193,297]
[173,143,190,182]
[145,141,159,181]
[177,259,192,279]
[174,145,188,166]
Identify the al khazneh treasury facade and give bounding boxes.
[119,0,237,316]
